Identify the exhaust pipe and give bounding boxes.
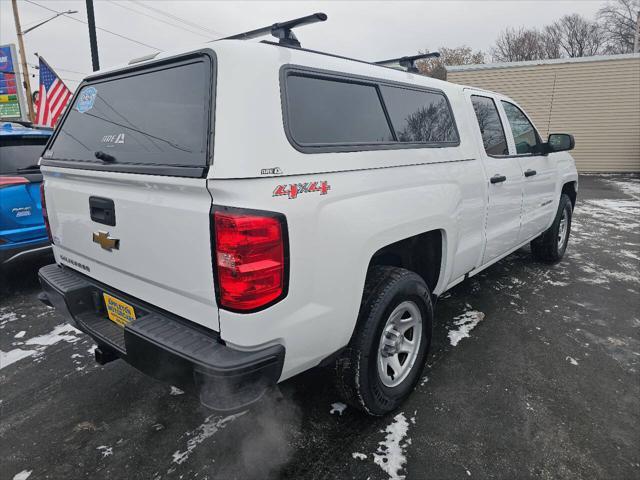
[94,346,118,365]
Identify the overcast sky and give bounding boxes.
[1,0,605,91]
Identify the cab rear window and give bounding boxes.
[46,55,213,176]
[0,137,49,174]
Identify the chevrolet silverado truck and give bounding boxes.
[38,15,577,415]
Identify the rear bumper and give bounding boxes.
[0,239,51,264]
[38,263,284,412]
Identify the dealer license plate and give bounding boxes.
[103,293,136,327]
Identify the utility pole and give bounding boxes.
[86,0,100,71]
[11,0,35,122]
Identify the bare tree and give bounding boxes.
[416,46,485,80]
[552,14,606,57]
[490,27,546,62]
[492,15,606,63]
[598,0,640,53]
[540,24,562,59]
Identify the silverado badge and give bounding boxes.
[92,231,120,251]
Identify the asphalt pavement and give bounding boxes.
[1,174,638,480]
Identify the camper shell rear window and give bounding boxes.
[44,52,215,178]
[281,66,460,153]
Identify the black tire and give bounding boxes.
[335,266,433,416]
[531,193,573,262]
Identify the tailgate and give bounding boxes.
[44,166,218,330]
[39,51,219,330]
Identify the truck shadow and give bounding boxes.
[0,253,53,300]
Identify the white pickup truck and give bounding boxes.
[38,18,578,415]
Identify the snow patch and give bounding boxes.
[605,178,640,200]
[373,412,410,480]
[14,331,26,339]
[97,445,113,458]
[566,356,579,366]
[169,386,184,396]
[352,452,367,460]
[0,310,18,329]
[1,325,85,369]
[448,311,485,346]
[12,471,32,480]
[171,412,245,465]
[580,199,640,215]
[330,402,347,416]
[0,349,39,370]
[25,324,81,347]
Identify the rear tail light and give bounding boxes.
[0,176,29,188]
[40,183,53,243]
[213,209,287,312]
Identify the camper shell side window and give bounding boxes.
[280,65,460,154]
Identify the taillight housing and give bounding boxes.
[0,176,29,188]
[213,208,288,312]
[40,183,53,243]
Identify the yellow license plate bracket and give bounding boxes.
[103,293,136,327]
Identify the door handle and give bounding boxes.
[89,196,116,226]
[490,174,507,184]
[524,169,537,178]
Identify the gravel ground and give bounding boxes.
[1,174,638,480]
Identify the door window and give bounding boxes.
[470,95,508,156]
[501,101,540,155]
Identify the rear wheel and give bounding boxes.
[531,193,573,262]
[335,266,432,416]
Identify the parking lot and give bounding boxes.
[1,174,638,480]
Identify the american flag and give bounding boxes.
[35,57,72,127]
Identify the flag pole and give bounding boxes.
[11,0,35,123]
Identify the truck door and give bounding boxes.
[499,100,558,243]
[468,93,524,265]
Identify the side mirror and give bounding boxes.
[545,133,575,153]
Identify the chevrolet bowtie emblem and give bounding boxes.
[92,231,120,251]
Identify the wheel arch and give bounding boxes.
[562,181,577,209]
[367,228,445,294]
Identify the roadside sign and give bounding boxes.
[0,44,29,121]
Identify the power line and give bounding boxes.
[130,0,225,38]
[22,0,162,51]
[104,0,212,39]
[28,62,88,77]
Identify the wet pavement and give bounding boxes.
[1,174,638,480]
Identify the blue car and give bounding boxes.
[0,122,53,264]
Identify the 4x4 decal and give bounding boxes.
[273,181,331,199]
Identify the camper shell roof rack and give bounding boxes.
[218,13,440,77]
[218,12,327,47]
[375,52,441,73]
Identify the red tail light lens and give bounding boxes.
[213,210,287,311]
[0,176,29,188]
[40,183,53,243]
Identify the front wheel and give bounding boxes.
[531,193,573,262]
[335,266,432,416]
